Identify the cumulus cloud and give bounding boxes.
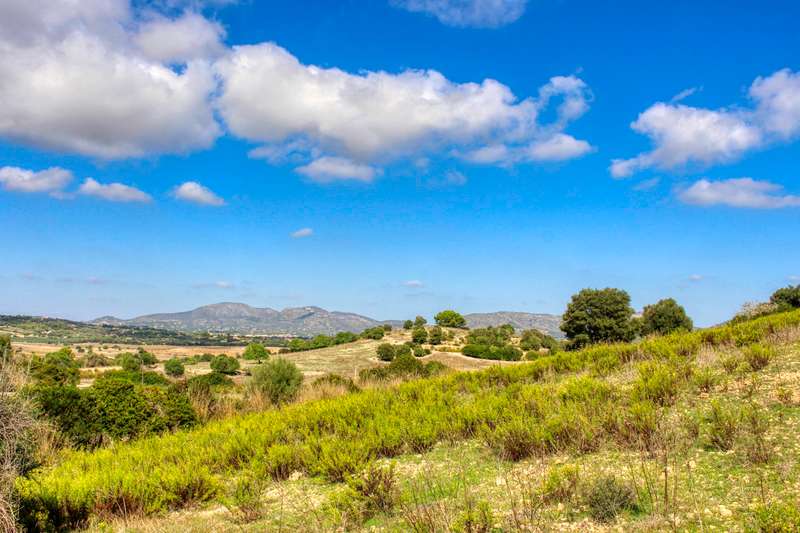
[295,157,380,183]
[78,178,152,203]
[172,181,225,205]
[290,227,313,238]
[391,0,527,28]
[216,43,593,178]
[0,166,73,194]
[0,0,221,159]
[134,11,226,63]
[612,69,800,178]
[677,177,800,209]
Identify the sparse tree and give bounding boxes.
[242,343,269,361]
[210,354,240,375]
[403,320,413,330]
[413,316,427,327]
[561,288,636,348]
[641,298,693,335]
[434,310,466,328]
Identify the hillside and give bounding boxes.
[16,310,800,531]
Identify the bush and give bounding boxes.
[312,374,359,393]
[81,350,111,368]
[242,343,269,361]
[770,285,800,309]
[376,343,396,362]
[411,327,428,344]
[249,358,303,405]
[186,371,233,390]
[30,347,80,386]
[210,355,240,375]
[631,361,680,406]
[136,349,158,366]
[413,316,427,327]
[744,343,774,371]
[583,476,637,522]
[462,343,522,361]
[749,502,800,532]
[118,352,142,372]
[347,464,398,516]
[561,288,637,348]
[434,310,466,328]
[361,327,386,340]
[520,329,560,352]
[96,370,171,386]
[702,400,739,450]
[467,325,513,347]
[428,326,443,345]
[403,320,413,330]
[412,344,430,358]
[640,298,693,335]
[0,334,11,362]
[164,358,185,377]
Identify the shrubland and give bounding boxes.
[13,308,800,530]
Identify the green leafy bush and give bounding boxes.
[312,374,359,393]
[360,327,386,340]
[428,325,443,345]
[210,355,240,375]
[743,343,774,371]
[249,357,303,405]
[462,343,522,361]
[561,288,637,348]
[376,343,396,362]
[640,298,693,335]
[583,476,637,522]
[95,370,171,386]
[186,371,234,390]
[749,502,800,532]
[30,347,80,386]
[770,285,800,309]
[403,320,413,330]
[631,361,680,406]
[164,358,185,377]
[702,400,739,450]
[520,329,560,352]
[413,316,427,327]
[411,326,428,344]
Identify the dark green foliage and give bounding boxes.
[403,320,413,330]
[30,347,80,386]
[81,350,111,367]
[641,298,693,335]
[770,284,800,309]
[583,476,637,522]
[434,310,466,328]
[360,326,386,340]
[461,344,522,361]
[411,326,428,344]
[249,357,304,405]
[210,355,240,375]
[135,348,158,366]
[164,358,185,377]
[412,344,430,357]
[31,380,196,448]
[519,329,560,352]
[186,371,234,389]
[118,352,142,372]
[376,343,396,362]
[413,316,427,327]
[394,344,413,358]
[466,325,514,347]
[0,334,12,362]
[359,353,446,381]
[561,288,637,348]
[312,374,360,393]
[242,343,268,361]
[428,326,443,345]
[183,353,215,364]
[95,370,171,386]
[334,331,359,344]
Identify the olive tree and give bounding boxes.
[641,298,693,335]
[561,288,636,348]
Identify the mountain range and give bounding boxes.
[91,303,563,338]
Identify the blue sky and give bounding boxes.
[1,0,799,326]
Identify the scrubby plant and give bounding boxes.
[451,499,494,533]
[742,404,772,464]
[164,358,185,377]
[519,329,560,352]
[770,284,800,309]
[583,476,637,522]
[0,334,11,362]
[466,325,514,347]
[540,464,581,504]
[210,355,240,375]
[414,316,427,327]
[118,352,142,372]
[412,344,430,357]
[187,371,233,389]
[428,325,443,345]
[242,343,268,361]
[412,326,428,344]
[631,361,680,406]
[702,400,739,450]
[361,326,386,340]
[749,502,800,532]
[403,320,413,330]
[80,349,111,368]
[434,310,466,328]
[743,343,774,371]
[248,357,303,405]
[224,473,266,523]
[376,343,396,362]
[95,369,171,386]
[30,347,80,386]
[692,367,719,392]
[347,463,399,516]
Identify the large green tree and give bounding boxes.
[770,285,800,309]
[434,310,466,328]
[641,298,693,335]
[561,288,636,348]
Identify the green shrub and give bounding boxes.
[81,350,111,367]
[631,361,680,406]
[702,400,739,450]
[770,285,800,310]
[242,343,269,361]
[693,367,719,392]
[541,464,581,504]
[414,316,427,327]
[428,326,443,345]
[312,374,359,393]
[95,370,171,387]
[210,355,240,375]
[462,343,521,361]
[164,358,185,377]
[403,320,413,330]
[30,347,80,386]
[640,298,693,335]
[583,476,637,522]
[749,502,800,532]
[451,499,494,533]
[411,326,428,344]
[412,344,430,357]
[347,463,398,516]
[376,343,396,362]
[744,343,774,371]
[434,310,466,328]
[249,357,303,405]
[562,288,637,347]
[360,327,386,340]
[224,473,266,523]
[0,333,11,362]
[520,329,560,352]
[136,349,158,366]
[186,371,233,390]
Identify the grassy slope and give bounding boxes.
[16,311,800,531]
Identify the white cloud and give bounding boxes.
[391,0,527,28]
[525,133,593,162]
[678,177,800,209]
[215,43,592,175]
[291,228,313,238]
[403,280,425,288]
[612,69,800,178]
[295,157,380,183]
[787,275,800,282]
[172,181,225,205]
[0,1,221,159]
[78,178,152,203]
[0,166,73,194]
[670,87,699,103]
[632,177,660,191]
[687,274,704,282]
[134,11,226,64]
[192,280,235,289]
